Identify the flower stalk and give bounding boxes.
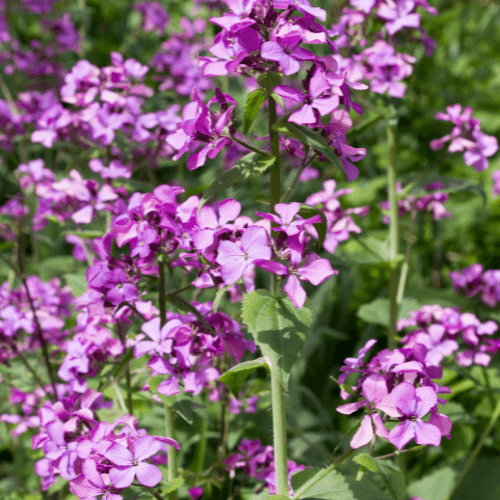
[159,260,178,500]
[387,118,399,349]
[267,92,288,497]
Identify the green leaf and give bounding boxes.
[243,88,266,135]
[257,72,283,93]
[407,467,457,500]
[357,297,421,327]
[291,468,322,491]
[297,470,391,500]
[353,455,405,500]
[111,347,134,380]
[242,290,311,389]
[160,477,184,495]
[274,122,347,179]
[64,273,88,296]
[334,236,401,266]
[198,153,275,212]
[219,357,269,397]
[353,454,380,473]
[298,204,327,248]
[265,496,290,500]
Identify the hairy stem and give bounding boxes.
[159,261,177,499]
[396,210,417,305]
[267,92,288,497]
[387,120,399,350]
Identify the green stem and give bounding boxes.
[293,449,356,499]
[396,210,417,305]
[444,395,500,500]
[166,407,177,488]
[145,486,165,500]
[482,366,496,412]
[271,368,289,497]
[281,151,316,203]
[267,92,288,496]
[159,261,177,500]
[268,95,281,214]
[232,136,270,157]
[387,120,399,350]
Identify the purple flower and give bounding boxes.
[216,226,271,285]
[275,67,339,124]
[377,0,421,36]
[104,436,163,488]
[70,459,123,500]
[261,36,315,76]
[387,383,441,450]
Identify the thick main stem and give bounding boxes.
[387,121,399,350]
[267,93,288,497]
[271,368,289,496]
[158,261,177,499]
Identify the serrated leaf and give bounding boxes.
[199,153,275,212]
[274,122,349,180]
[292,468,322,491]
[243,88,266,135]
[296,470,391,500]
[242,290,311,389]
[160,477,184,494]
[219,357,269,397]
[298,204,327,248]
[357,297,421,327]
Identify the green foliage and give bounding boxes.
[243,89,267,136]
[198,153,275,212]
[218,357,269,397]
[242,290,311,389]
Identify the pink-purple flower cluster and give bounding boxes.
[223,438,306,496]
[380,181,450,223]
[398,304,500,367]
[337,339,452,450]
[151,17,212,96]
[305,178,370,254]
[331,0,437,55]
[29,388,179,495]
[0,276,73,362]
[135,308,256,397]
[430,104,499,172]
[450,264,500,308]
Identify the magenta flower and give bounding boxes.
[70,459,122,500]
[337,374,393,449]
[134,317,181,359]
[104,436,163,488]
[216,226,271,285]
[275,68,339,125]
[387,383,441,450]
[261,36,315,76]
[377,0,421,36]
